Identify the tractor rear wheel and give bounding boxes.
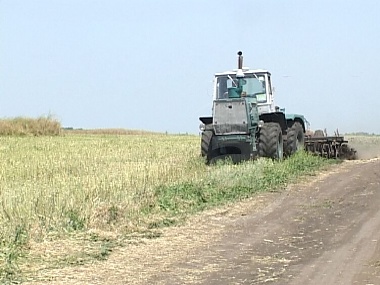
[286,122,305,156]
[258,122,284,159]
[201,130,213,162]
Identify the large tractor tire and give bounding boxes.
[285,122,305,156]
[201,130,213,163]
[258,122,284,159]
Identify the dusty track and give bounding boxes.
[29,158,380,285]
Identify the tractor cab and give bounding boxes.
[213,69,276,115]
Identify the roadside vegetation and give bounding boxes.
[1,127,360,283]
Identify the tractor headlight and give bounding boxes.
[258,120,264,128]
[199,123,205,132]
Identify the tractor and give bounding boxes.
[199,51,307,164]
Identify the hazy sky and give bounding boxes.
[1,0,379,134]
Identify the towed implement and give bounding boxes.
[305,130,357,160]
[199,51,356,163]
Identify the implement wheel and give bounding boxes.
[258,122,284,159]
[286,122,305,156]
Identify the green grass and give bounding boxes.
[0,133,336,282]
[153,152,334,216]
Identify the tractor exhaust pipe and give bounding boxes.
[237,51,243,69]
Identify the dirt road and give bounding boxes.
[30,158,380,285]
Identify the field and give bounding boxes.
[1,128,379,282]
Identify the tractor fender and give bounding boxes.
[259,112,287,134]
[285,114,308,132]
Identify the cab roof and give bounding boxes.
[215,68,271,76]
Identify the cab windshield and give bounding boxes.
[216,74,267,102]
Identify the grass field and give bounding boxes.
[4,129,378,282]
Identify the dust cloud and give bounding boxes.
[347,138,380,160]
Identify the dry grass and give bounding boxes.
[0,116,61,136]
[61,128,163,135]
[0,134,202,239]
[0,133,203,282]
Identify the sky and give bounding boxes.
[1,0,380,134]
